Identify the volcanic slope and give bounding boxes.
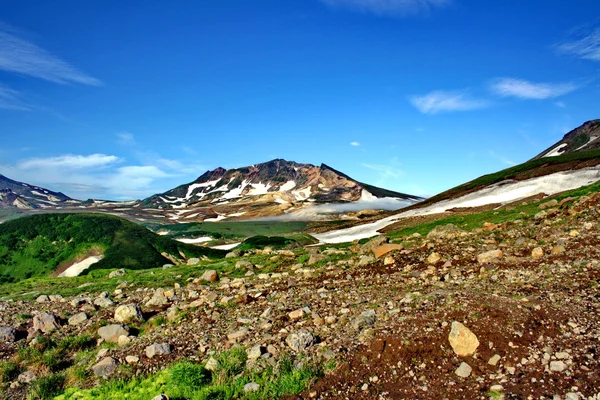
[0,174,80,210]
[141,159,423,221]
[532,119,600,160]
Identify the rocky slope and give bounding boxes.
[2,188,600,399]
[0,175,79,210]
[532,119,600,160]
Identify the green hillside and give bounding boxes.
[0,213,226,284]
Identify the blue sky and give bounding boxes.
[1,0,599,200]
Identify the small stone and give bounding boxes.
[118,335,131,347]
[286,329,315,352]
[152,395,169,400]
[427,252,442,265]
[0,326,17,342]
[236,260,254,269]
[490,384,503,391]
[68,312,88,326]
[108,269,126,278]
[247,345,264,360]
[569,230,579,237]
[166,306,179,322]
[551,245,565,255]
[205,357,219,371]
[289,309,305,320]
[352,309,376,330]
[531,247,544,259]
[201,269,218,282]
[94,296,114,308]
[92,357,118,378]
[477,250,503,264]
[187,258,200,265]
[448,321,479,357]
[114,303,143,323]
[145,343,172,358]
[35,295,49,303]
[227,328,248,342]
[549,360,568,372]
[488,354,501,366]
[125,355,139,364]
[244,382,260,393]
[17,371,36,383]
[455,362,472,378]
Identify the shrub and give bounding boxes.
[169,362,210,394]
[27,373,65,400]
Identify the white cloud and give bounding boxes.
[556,27,600,61]
[321,0,451,16]
[491,78,578,100]
[410,90,488,114]
[0,84,30,111]
[0,29,101,85]
[350,141,360,147]
[18,154,120,170]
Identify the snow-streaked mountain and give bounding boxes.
[0,175,80,210]
[140,159,423,221]
[532,120,600,160]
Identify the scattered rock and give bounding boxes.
[427,224,464,240]
[549,360,568,372]
[236,260,254,269]
[539,199,558,210]
[372,243,403,258]
[92,357,118,378]
[35,295,49,303]
[247,345,264,360]
[187,258,200,265]
[427,252,442,265]
[0,326,17,342]
[152,395,169,400]
[146,288,169,307]
[146,343,172,358]
[289,309,305,320]
[455,362,472,378]
[98,324,129,343]
[205,357,219,371]
[448,321,479,357]
[201,269,219,282]
[488,354,501,366]
[244,382,260,392]
[477,250,503,264]
[32,313,60,334]
[108,269,126,278]
[17,371,36,383]
[531,247,544,259]
[227,328,248,342]
[352,309,376,330]
[68,312,88,326]
[286,329,315,352]
[126,355,139,364]
[114,303,143,323]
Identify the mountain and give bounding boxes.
[0,213,226,284]
[140,159,422,221]
[531,119,600,160]
[0,174,80,210]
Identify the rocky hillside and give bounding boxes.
[0,175,79,210]
[532,119,600,160]
[1,181,600,399]
[139,159,422,221]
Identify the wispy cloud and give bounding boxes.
[362,162,404,179]
[320,0,451,17]
[489,150,516,167]
[555,26,600,61]
[18,154,120,170]
[0,84,30,110]
[410,90,488,114]
[350,141,361,147]
[490,78,578,99]
[116,132,136,146]
[0,29,101,85]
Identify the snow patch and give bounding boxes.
[176,236,213,244]
[292,187,312,201]
[211,242,241,250]
[59,256,103,277]
[204,215,227,222]
[576,136,599,151]
[314,166,600,243]
[274,195,288,204]
[280,180,296,191]
[543,143,568,158]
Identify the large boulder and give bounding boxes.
[372,244,404,258]
[91,357,118,378]
[146,288,169,307]
[476,249,503,264]
[448,321,479,357]
[114,304,143,323]
[98,324,129,343]
[427,224,465,240]
[68,312,88,326]
[32,313,60,334]
[201,270,219,282]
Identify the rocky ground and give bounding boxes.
[2,194,600,399]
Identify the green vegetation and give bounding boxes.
[0,213,226,283]
[235,234,318,251]
[56,349,327,400]
[158,221,310,240]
